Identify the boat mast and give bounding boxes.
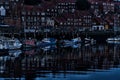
[114,14,117,36]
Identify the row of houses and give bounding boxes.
[1,0,120,33]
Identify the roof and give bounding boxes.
[23,0,57,12]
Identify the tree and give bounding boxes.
[24,0,42,5]
[75,0,91,10]
[44,0,51,1]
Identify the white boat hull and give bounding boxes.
[0,37,22,50]
[106,38,120,41]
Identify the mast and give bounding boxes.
[114,14,117,36]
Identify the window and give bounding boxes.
[41,17,45,22]
[22,11,26,15]
[32,12,35,15]
[28,16,30,20]
[34,17,36,22]
[5,1,9,4]
[22,16,24,21]
[37,12,40,15]
[41,12,45,15]
[28,12,30,15]
[47,9,49,11]
[68,22,70,25]
[60,22,63,25]
[51,9,54,12]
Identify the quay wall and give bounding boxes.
[2,29,119,42]
[15,30,118,42]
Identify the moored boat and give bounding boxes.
[106,36,120,41]
[8,50,22,57]
[22,38,36,48]
[41,45,57,51]
[0,36,22,50]
[37,38,57,47]
[60,37,82,47]
[84,37,96,44]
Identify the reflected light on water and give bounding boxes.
[0,43,120,80]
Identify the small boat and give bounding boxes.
[37,38,57,47]
[0,36,22,50]
[84,37,96,44]
[8,50,22,57]
[60,37,81,47]
[71,37,81,43]
[71,43,81,48]
[41,45,57,51]
[106,35,120,42]
[22,38,36,48]
[107,40,120,44]
[42,38,57,43]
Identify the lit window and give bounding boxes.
[41,12,45,15]
[51,9,54,12]
[60,22,63,25]
[47,9,49,11]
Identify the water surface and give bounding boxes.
[0,43,120,80]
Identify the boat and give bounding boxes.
[0,36,22,50]
[60,37,81,47]
[71,43,81,48]
[8,50,22,57]
[37,38,57,47]
[42,38,57,44]
[107,41,120,44]
[22,38,36,48]
[71,37,81,43]
[84,37,96,44]
[41,45,57,51]
[106,35,120,42]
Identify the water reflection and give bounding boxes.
[0,43,120,79]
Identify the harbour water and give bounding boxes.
[0,43,120,80]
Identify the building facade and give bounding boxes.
[1,0,120,33]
